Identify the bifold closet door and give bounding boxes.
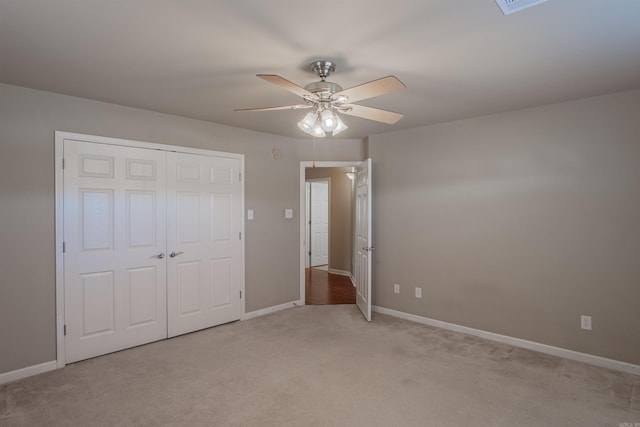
[64,139,243,363]
[166,152,242,337]
[64,140,168,363]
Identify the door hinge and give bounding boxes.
[239,232,242,240]
[239,172,242,182]
[62,158,65,169]
[63,242,66,253]
[64,325,67,336]
[240,290,242,299]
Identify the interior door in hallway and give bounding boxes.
[64,140,168,363]
[166,152,243,337]
[355,159,372,321]
[310,180,329,267]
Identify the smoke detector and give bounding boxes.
[494,0,550,15]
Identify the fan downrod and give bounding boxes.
[310,60,335,81]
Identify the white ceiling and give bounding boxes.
[1,0,639,140]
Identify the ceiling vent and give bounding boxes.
[494,0,550,15]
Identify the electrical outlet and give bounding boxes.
[393,284,400,294]
[415,287,422,298]
[580,315,592,330]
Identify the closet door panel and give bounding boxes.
[167,152,242,337]
[64,140,167,363]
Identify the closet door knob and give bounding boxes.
[169,251,184,258]
[152,252,165,259]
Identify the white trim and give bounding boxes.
[55,131,246,370]
[55,131,242,159]
[243,300,301,320]
[305,181,311,269]
[239,155,246,320]
[328,268,352,277]
[54,135,66,368]
[372,306,640,376]
[0,361,57,385]
[299,161,361,304]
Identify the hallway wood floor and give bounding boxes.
[305,267,356,305]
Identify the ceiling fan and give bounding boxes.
[235,60,406,137]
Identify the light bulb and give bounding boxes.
[320,109,338,131]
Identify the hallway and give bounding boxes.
[305,267,356,305]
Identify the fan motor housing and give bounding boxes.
[304,81,343,100]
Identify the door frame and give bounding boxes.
[299,161,360,304]
[55,131,245,368]
[306,178,331,268]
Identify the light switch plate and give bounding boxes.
[580,315,592,330]
[285,209,293,219]
[247,209,254,220]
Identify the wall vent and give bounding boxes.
[494,0,550,15]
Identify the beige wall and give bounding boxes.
[3,80,638,375]
[369,89,640,365]
[305,167,354,273]
[0,83,365,375]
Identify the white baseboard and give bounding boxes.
[0,360,57,385]
[328,268,352,277]
[372,306,640,376]
[243,300,302,320]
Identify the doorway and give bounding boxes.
[301,163,358,305]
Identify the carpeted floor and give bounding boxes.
[1,305,639,426]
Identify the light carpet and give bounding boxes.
[1,305,639,426]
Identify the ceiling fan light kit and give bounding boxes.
[236,60,406,138]
[297,112,317,134]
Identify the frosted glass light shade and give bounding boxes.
[320,109,338,131]
[332,115,348,136]
[297,109,347,138]
[312,121,326,137]
[297,112,318,136]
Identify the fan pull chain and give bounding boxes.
[312,135,317,167]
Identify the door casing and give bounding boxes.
[299,161,361,304]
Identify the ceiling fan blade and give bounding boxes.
[257,74,316,99]
[332,76,405,104]
[340,104,404,125]
[235,104,311,112]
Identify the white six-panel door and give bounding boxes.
[355,159,372,321]
[64,140,168,363]
[63,137,243,363]
[310,180,329,267]
[166,152,242,337]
